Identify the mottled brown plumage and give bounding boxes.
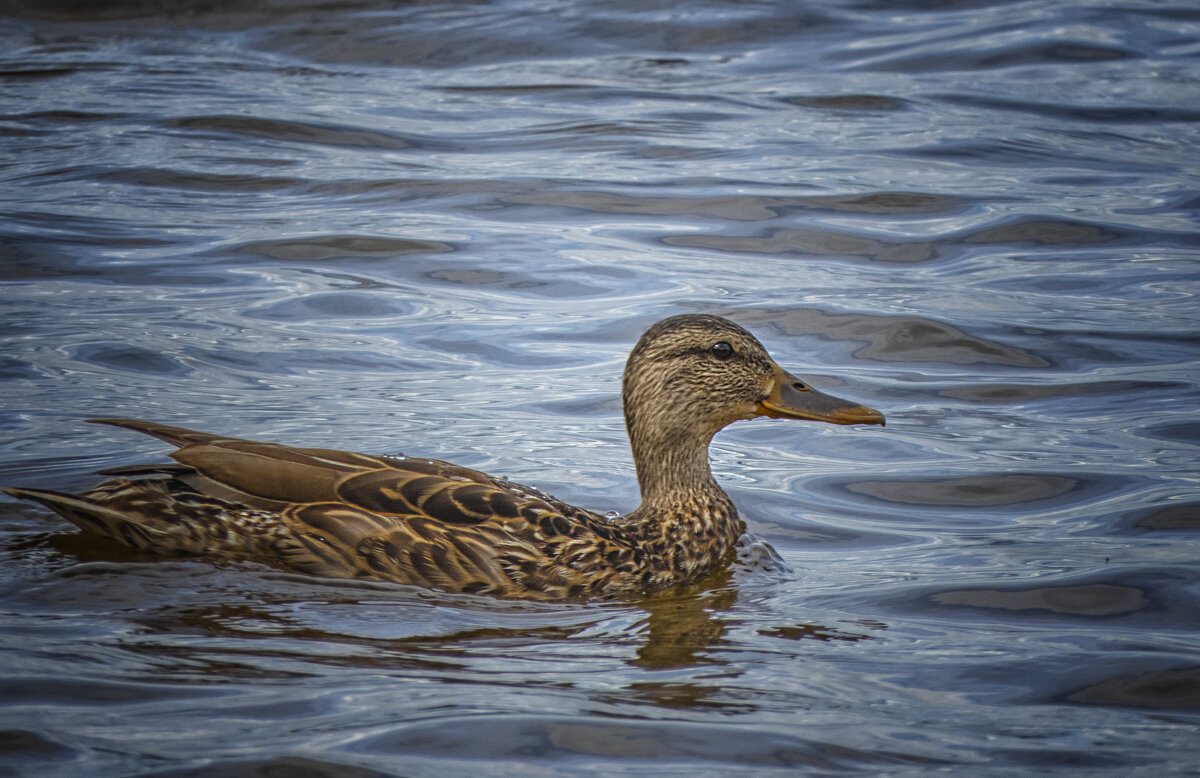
[5,314,884,600]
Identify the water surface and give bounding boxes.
[2,1,1199,775]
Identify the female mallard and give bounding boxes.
[5,314,883,600]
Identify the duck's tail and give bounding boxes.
[3,487,169,550]
[86,418,225,447]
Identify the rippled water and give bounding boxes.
[2,0,1199,774]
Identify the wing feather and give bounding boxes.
[71,419,623,595]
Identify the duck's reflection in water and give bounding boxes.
[632,567,738,670]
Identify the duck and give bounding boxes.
[4,314,884,601]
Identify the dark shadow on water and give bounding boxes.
[139,756,394,778]
[815,470,1141,515]
[1069,666,1200,709]
[1130,502,1200,531]
[933,583,1148,617]
[236,235,454,262]
[847,473,1079,507]
[757,622,881,643]
[736,306,1048,367]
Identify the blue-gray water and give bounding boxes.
[2,1,1199,775]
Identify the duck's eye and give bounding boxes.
[711,341,734,360]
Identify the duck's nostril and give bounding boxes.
[792,382,808,391]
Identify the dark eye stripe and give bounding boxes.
[711,341,734,360]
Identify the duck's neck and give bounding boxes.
[624,424,742,577]
[629,425,722,507]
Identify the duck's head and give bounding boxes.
[622,314,884,462]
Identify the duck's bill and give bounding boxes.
[755,364,885,426]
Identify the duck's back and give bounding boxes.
[6,419,650,600]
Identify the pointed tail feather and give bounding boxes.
[86,418,229,448]
[3,487,169,550]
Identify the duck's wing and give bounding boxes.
[89,418,595,520]
[86,419,617,595]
